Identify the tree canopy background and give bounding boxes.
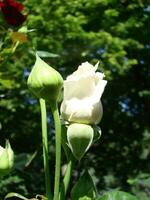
[0,0,150,199]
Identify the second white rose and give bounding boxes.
[60,62,107,124]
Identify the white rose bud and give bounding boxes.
[61,62,107,124]
[67,123,94,160]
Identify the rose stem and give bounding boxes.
[40,98,52,200]
[50,102,61,200]
[59,155,74,200]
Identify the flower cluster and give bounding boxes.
[27,56,107,160]
[0,0,26,26]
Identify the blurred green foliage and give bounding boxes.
[0,0,150,199]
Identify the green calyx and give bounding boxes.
[67,123,94,160]
[27,54,63,101]
[0,140,14,177]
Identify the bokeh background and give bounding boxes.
[0,0,150,199]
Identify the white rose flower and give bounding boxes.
[60,62,107,124]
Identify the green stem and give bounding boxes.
[40,98,52,200]
[59,157,74,200]
[50,102,61,200]
[11,41,20,54]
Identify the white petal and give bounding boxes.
[61,98,103,124]
[66,61,95,81]
[96,72,105,80]
[64,74,96,100]
[92,79,107,102]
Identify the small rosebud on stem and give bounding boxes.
[27,54,63,102]
[0,140,14,177]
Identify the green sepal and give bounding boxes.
[67,123,94,160]
[71,170,96,200]
[61,122,73,160]
[96,191,139,200]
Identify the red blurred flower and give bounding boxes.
[0,0,27,26]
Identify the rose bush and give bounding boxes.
[61,62,107,124]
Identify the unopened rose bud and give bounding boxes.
[27,54,63,101]
[0,140,14,176]
[67,123,94,160]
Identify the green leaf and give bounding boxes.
[97,191,139,200]
[71,170,96,200]
[18,26,36,33]
[79,197,92,200]
[36,50,59,58]
[61,123,71,160]
[0,79,15,89]
[5,192,29,200]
